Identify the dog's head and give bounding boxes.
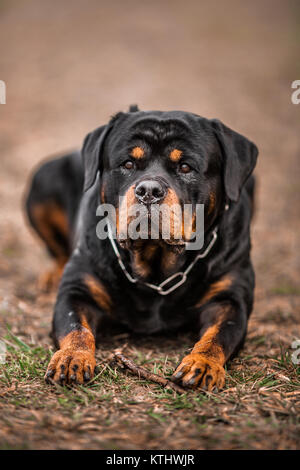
[82,107,258,269]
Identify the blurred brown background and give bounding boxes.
[0,0,299,285]
[0,0,299,450]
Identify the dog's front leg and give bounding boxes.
[45,296,97,385]
[44,271,111,385]
[172,299,249,391]
[172,266,254,391]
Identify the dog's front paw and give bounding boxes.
[45,348,96,386]
[171,352,225,391]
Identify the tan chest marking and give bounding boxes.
[196,276,233,308]
[84,274,112,312]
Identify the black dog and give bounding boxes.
[25,106,258,391]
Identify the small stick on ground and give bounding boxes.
[114,351,186,394]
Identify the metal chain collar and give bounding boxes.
[106,220,219,296]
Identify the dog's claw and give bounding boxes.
[172,370,184,380]
[84,371,91,382]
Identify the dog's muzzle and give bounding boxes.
[135,178,167,205]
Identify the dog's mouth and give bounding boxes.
[113,181,197,257]
[119,238,186,256]
[116,207,186,251]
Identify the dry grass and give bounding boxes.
[0,291,299,449]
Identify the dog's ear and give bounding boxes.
[81,112,125,192]
[128,104,140,113]
[210,119,258,202]
[81,125,107,192]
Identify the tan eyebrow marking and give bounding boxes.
[169,149,182,162]
[131,146,144,159]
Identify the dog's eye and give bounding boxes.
[179,163,191,174]
[122,160,134,170]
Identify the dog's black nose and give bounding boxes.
[135,180,166,204]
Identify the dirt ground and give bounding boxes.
[0,0,299,450]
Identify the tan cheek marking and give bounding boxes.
[164,189,184,239]
[169,149,182,162]
[196,276,233,308]
[192,321,225,365]
[131,146,144,159]
[164,188,180,206]
[84,274,112,312]
[182,211,196,241]
[118,185,137,237]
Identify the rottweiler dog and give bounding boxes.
[25,106,258,391]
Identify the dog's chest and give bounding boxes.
[116,289,190,334]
